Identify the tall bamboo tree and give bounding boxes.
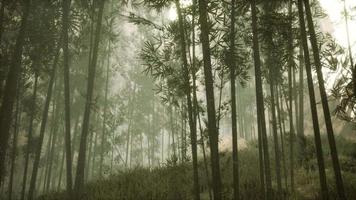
[27,37,60,200]
[191,0,212,198]
[62,0,73,195]
[8,79,22,200]
[251,0,272,198]
[74,0,105,196]
[21,70,39,200]
[99,37,110,177]
[228,0,239,199]
[297,47,306,162]
[303,0,346,199]
[286,2,295,192]
[197,0,222,199]
[175,1,200,199]
[263,2,282,196]
[297,0,328,198]
[0,0,30,184]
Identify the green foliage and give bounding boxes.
[2,0,356,199]
[143,0,172,11]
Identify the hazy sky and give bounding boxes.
[320,0,356,52]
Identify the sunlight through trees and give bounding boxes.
[0,0,355,199]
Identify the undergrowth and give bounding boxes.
[38,135,356,200]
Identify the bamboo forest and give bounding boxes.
[1,0,356,199]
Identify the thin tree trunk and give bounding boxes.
[0,0,5,44]
[190,1,211,194]
[297,47,306,163]
[99,39,110,177]
[74,0,105,196]
[45,94,63,192]
[0,0,6,102]
[216,13,228,132]
[197,103,212,200]
[125,86,135,167]
[91,124,98,178]
[197,0,222,199]
[276,86,288,192]
[304,0,346,199]
[44,97,58,193]
[110,143,114,173]
[168,120,171,157]
[85,130,94,182]
[174,109,179,163]
[161,125,164,163]
[297,0,329,198]
[216,72,224,130]
[125,114,132,167]
[257,116,265,198]
[45,97,60,192]
[228,0,239,198]
[0,0,30,184]
[279,89,287,140]
[62,0,73,195]
[8,81,22,200]
[286,3,296,194]
[293,67,299,132]
[27,41,60,200]
[53,121,62,190]
[152,99,157,166]
[251,0,272,198]
[21,71,39,200]
[264,3,282,195]
[180,108,185,161]
[129,125,134,168]
[303,0,346,198]
[288,52,295,195]
[42,130,53,192]
[241,102,246,139]
[170,106,176,158]
[57,146,65,190]
[140,133,144,166]
[86,0,95,73]
[125,116,132,167]
[149,101,153,166]
[99,0,113,172]
[237,90,244,138]
[175,1,200,199]
[269,82,282,196]
[71,115,80,163]
[37,160,45,196]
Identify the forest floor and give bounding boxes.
[38,135,356,200]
